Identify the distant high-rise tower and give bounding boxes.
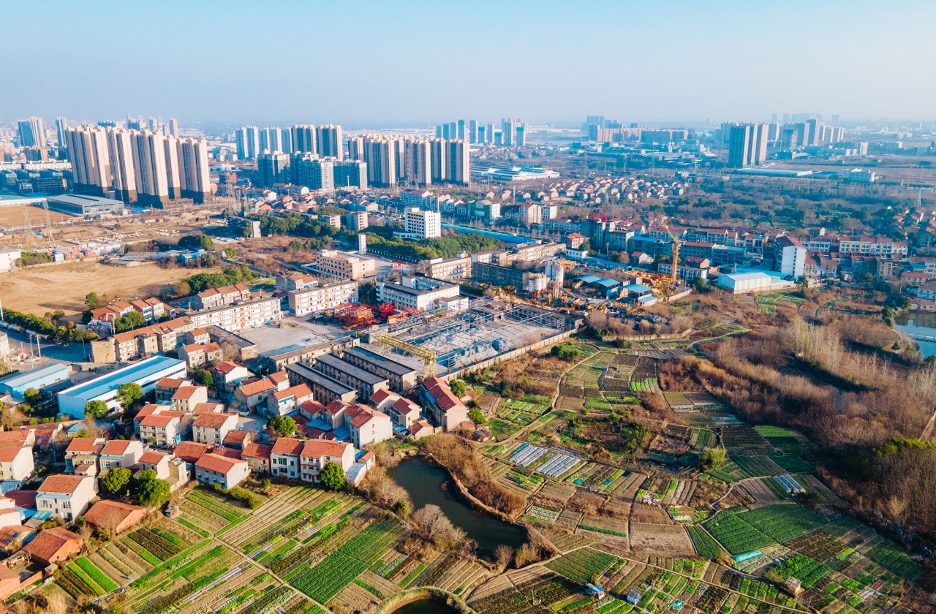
[317,125,343,159]
[178,138,211,203]
[501,118,516,146]
[168,118,179,138]
[106,128,138,203]
[55,118,68,149]
[17,117,46,148]
[363,136,397,187]
[347,136,364,161]
[445,139,470,184]
[468,119,478,144]
[291,125,317,154]
[515,125,526,147]
[728,123,768,168]
[132,130,171,207]
[236,126,259,160]
[405,139,432,186]
[258,152,290,187]
[280,128,293,154]
[429,139,447,184]
[259,127,283,154]
[66,126,111,196]
[163,135,182,199]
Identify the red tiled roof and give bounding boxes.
[0,447,27,463]
[38,474,88,495]
[271,437,304,456]
[273,384,312,402]
[101,440,134,455]
[268,371,288,385]
[139,414,177,428]
[172,441,212,463]
[214,361,241,374]
[369,389,393,404]
[139,451,167,465]
[242,443,272,460]
[84,500,145,529]
[194,413,237,429]
[300,439,350,459]
[172,386,206,400]
[66,438,103,453]
[23,527,82,564]
[238,379,275,397]
[196,453,245,475]
[192,402,224,414]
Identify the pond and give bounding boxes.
[390,597,461,614]
[895,312,936,358]
[388,457,528,560]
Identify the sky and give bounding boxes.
[4,0,936,127]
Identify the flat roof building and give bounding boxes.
[57,356,186,418]
[45,194,125,217]
[341,346,418,393]
[0,363,72,400]
[312,354,389,400]
[285,362,357,406]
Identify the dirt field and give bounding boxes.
[0,261,220,315]
[628,523,695,556]
[0,204,75,227]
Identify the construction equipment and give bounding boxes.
[663,225,680,285]
[374,333,437,379]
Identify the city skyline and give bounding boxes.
[4,0,936,125]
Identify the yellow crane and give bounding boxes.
[374,333,437,379]
[663,225,681,285]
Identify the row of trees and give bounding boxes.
[1,307,97,343]
[364,230,504,261]
[174,265,257,297]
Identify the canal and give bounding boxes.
[896,312,936,358]
[388,457,528,560]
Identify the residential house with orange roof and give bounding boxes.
[194,284,250,310]
[139,413,182,447]
[222,430,252,450]
[155,377,192,402]
[99,440,144,470]
[345,404,392,447]
[241,443,272,473]
[420,377,470,431]
[270,438,304,479]
[23,526,83,566]
[370,389,421,430]
[64,437,104,474]
[192,413,238,446]
[0,446,34,482]
[36,475,96,521]
[194,453,249,489]
[212,361,254,395]
[171,385,208,412]
[267,384,313,417]
[234,378,277,410]
[83,500,146,534]
[179,342,223,369]
[299,439,355,483]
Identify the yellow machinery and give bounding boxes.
[664,225,681,285]
[374,333,437,379]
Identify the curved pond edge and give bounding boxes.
[377,588,476,614]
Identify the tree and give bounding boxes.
[469,407,487,424]
[116,383,143,411]
[201,371,214,388]
[699,447,727,472]
[101,468,132,498]
[174,281,192,297]
[114,310,146,333]
[179,234,214,250]
[85,292,100,309]
[320,461,346,491]
[137,470,171,507]
[23,388,41,407]
[84,400,109,419]
[268,415,296,438]
[692,276,709,292]
[449,380,466,397]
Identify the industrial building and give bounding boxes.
[310,354,389,401]
[285,362,357,405]
[376,276,463,311]
[45,194,125,217]
[715,271,794,294]
[0,363,72,400]
[340,346,418,393]
[57,356,186,418]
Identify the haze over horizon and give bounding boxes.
[5,0,936,126]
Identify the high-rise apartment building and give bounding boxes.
[317,125,343,159]
[178,138,211,203]
[55,118,68,149]
[258,152,290,187]
[291,125,317,154]
[445,139,470,184]
[333,160,367,190]
[133,130,171,206]
[66,126,111,196]
[168,118,179,138]
[280,128,293,154]
[727,123,768,168]
[404,139,432,186]
[292,154,335,191]
[515,125,526,147]
[163,135,182,199]
[259,127,283,154]
[468,119,478,144]
[347,136,364,161]
[501,118,517,146]
[363,137,397,187]
[236,126,259,161]
[106,128,138,203]
[17,117,46,148]
[429,139,446,184]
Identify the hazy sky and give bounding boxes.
[5,0,936,127]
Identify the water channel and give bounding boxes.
[388,457,528,560]
[895,312,936,358]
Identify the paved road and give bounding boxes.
[2,326,92,365]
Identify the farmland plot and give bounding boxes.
[629,524,695,557]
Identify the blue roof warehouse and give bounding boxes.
[57,356,186,418]
[0,363,72,400]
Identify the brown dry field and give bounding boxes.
[628,523,695,556]
[0,261,221,315]
[0,204,75,227]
